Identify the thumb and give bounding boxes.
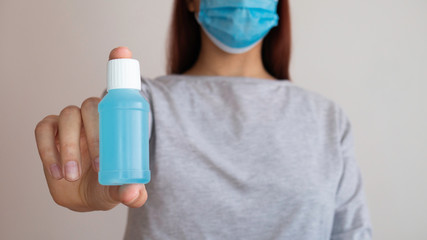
[109,46,133,60]
[109,184,148,208]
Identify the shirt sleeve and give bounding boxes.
[140,76,154,143]
[330,108,373,240]
[100,75,154,142]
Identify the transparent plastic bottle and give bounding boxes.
[98,58,150,185]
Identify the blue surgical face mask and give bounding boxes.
[196,0,279,54]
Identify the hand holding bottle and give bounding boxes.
[34,47,148,212]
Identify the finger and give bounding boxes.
[109,46,132,60]
[81,97,101,172]
[35,115,63,180]
[58,105,82,181]
[109,184,148,208]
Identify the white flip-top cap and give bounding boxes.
[107,58,141,90]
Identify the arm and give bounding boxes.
[331,108,373,240]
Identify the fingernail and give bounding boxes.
[65,161,79,181]
[49,164,63,179]
[94,157,99,172]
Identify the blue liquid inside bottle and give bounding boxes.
[98,88,150,185]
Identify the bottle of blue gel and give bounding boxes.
[98,58,150,185]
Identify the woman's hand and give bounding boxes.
[34,47,148,212]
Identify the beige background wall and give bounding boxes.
[1,0,426,239]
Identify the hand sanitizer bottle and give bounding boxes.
[98,58,150,185]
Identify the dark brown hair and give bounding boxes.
[167,0,292,80]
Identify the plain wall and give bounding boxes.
[0,0,426,239]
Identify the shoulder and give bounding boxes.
[287,83,345,117]
[285,83,351,138]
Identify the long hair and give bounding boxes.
[167,0,292,80]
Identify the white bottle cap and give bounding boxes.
[107,58,141,90]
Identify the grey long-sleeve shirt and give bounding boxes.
[122,74,372,240]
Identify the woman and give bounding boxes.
[34,0,372,239]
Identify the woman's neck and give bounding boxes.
[183,31,276,80]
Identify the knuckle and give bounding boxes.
[44,114,58,121]
[60,105,80,117]
[34,120,50,135]
[81,97,100,111]
[35,115,58,135]
[104,191,117,207]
